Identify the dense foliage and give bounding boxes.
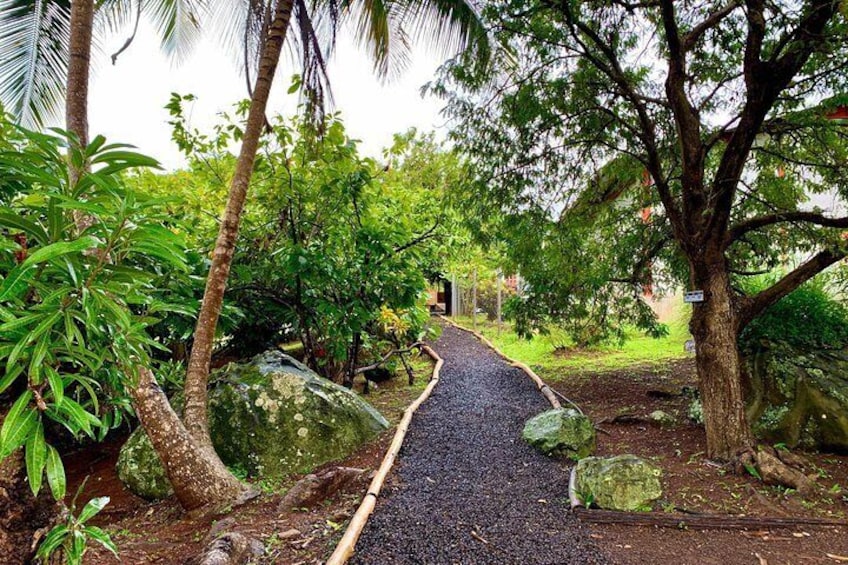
[740,276,848,353]
[139,96,464,383]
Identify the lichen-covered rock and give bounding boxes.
[648,410,676,428]
[117,351,389,499]
[745,345,848,452]
[522,408,595,460]
[574,455,663,511]
[116,424,174,499]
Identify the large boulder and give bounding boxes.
[745,345,848,452]
[117,351,389,499]
[522,408,595,460]
[574,455,663,511]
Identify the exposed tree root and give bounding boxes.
[735,445,817,494]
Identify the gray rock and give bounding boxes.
[521,408,595,460]
[574,454,663,511]
[745,345,848,452]
[117,350,389,499]
[647,410,676,428]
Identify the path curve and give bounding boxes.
[351,323,606,564]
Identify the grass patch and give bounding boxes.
[451,314,691,376]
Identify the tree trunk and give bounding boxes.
[130,368,249,510]
[183,0,294,446]
[689,257,753,461]
[66,0,92,148]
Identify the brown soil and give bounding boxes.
[546,358,848,564]
[65,360,432,565]
[36,350,848,565]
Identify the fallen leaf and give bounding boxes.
[827,554,848,562]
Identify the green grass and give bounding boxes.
[451,314,691,376]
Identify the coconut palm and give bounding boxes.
[181,0,490,455]
[0,0,204,131]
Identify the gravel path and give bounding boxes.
[351,323,607,564]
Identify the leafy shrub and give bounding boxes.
[739,275,848,352]
[0,121,191,564]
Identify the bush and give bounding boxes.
[740,275,848,353]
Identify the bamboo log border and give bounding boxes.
[326,344,444,565]
[439,315,562,409]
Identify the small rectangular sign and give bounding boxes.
[684,290,705,303]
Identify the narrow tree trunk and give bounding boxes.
[183,0,294,446]
[130,368,248,510]
[66,0,93,149]
[689,258,753,461]
[344,332,362,389]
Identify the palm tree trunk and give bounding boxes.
[66,0,93,237]
[183,0,295,446]
[129,368,249,510]
[66,0,92,149]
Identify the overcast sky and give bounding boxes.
[88,23,447,170]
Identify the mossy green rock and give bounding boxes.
[522,408,595,460]
[117,350,389,499]
[745,346,848,452]
[574,455,663,511]
[116,423,175,499]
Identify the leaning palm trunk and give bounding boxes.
[183,0,295,446]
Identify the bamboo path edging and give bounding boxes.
[325,344,444,565]
[439,315,562,410]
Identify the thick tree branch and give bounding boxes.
[393,222,440,254]
[660,0,707,233]
[552,1,686,238]
[682,2,742,52]
[708,0,837,240]
[737,248,846,328]
[727,212,848,244]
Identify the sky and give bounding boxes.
[88,22,448,170]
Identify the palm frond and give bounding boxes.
[98,0,205,65]
[292,0,335,124]
[390,0,489,76]
[0,0,71,128]
[144,0,206,64]
[344,0,411,80]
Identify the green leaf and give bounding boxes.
[55,397,100,437]
[77,496,110,523]
[0,213,49,245]
[22,236,100,268]
[83,525,119,558]
[0,363,23,394]
[45,366,64,404]
[0,391,36,458]
[35,524,69,559]
[0,264,35,302]
[45,444,66,500]
[25,421,46,496]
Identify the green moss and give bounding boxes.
[522,408,595,460]
[117,351,389,499]
[575,455,663,511]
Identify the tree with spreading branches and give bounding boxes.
[436,0,848,471]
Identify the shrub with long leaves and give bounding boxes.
[0,122,189,510]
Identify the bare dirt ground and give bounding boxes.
[55,328,848,565]
[68,356,433,565]
[550,357,848,565]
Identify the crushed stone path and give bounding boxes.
[351,323,607,564]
